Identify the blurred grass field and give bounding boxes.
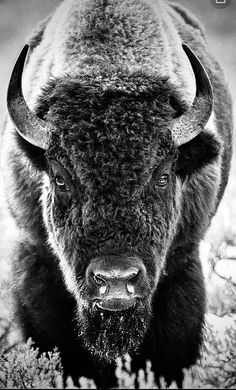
[0,0,235,388]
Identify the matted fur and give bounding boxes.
[1,0,233,387]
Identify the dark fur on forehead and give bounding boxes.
[37,70,185,121]
[34,71,182,174]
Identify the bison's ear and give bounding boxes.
[15,131,47,171]
[175,131,221,177]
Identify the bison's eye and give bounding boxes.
[157,173,169,187]
[55,175,68,192]
[50,160,73,194]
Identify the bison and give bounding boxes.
[1,0,233,387]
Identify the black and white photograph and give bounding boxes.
[0,0,235,388]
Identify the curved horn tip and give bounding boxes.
[20,43,30,56]
[182,43,192,54]
[7,45,30,103]
[19,44,30,65]
[169,43,213,147]
[182,43,202,61]
[7,43,50,151]
[181,42,213,97]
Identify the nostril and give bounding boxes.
[93,274,108,295]
[126,271,140,295]
[127,282,135,295]
[100,284,107,295]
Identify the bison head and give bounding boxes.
[7,44,219,361]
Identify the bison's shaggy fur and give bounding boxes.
[1,0,233,387]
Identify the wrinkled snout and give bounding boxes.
[86,256,146,311]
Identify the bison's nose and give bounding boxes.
[86,256,146,311]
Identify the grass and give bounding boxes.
[0,318,235,389]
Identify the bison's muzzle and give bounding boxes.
[86,256,147,311]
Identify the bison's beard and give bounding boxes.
[76,301,151,362]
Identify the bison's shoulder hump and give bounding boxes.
[167,2,205,36]
[27,15,52,54]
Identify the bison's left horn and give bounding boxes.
[170,43,213,147]
[7,45,51,150]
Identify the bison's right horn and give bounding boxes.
[170,43,213,147]
[7,44,51,150]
